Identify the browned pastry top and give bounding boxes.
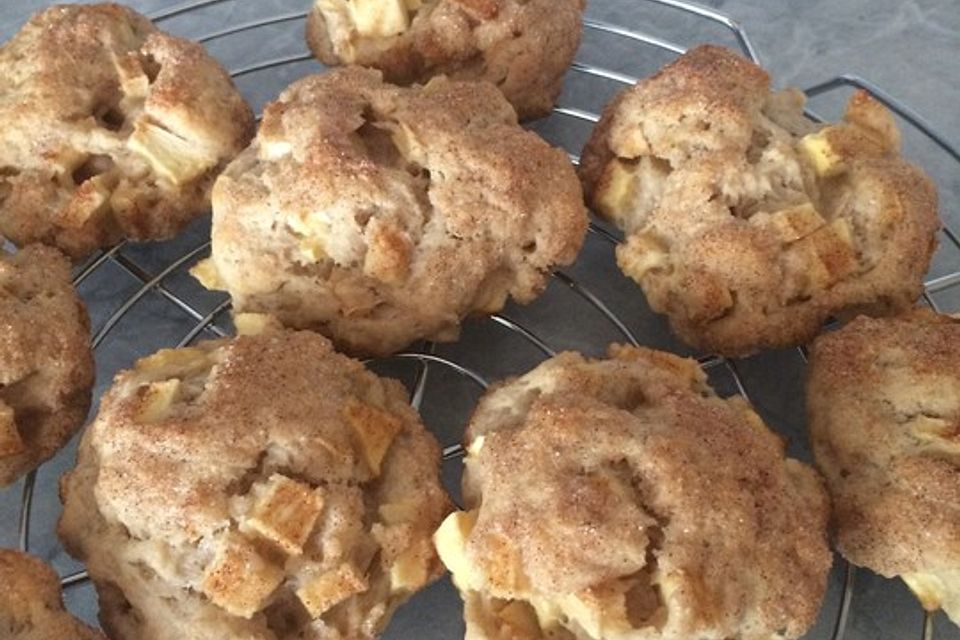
[0,244,93,486]
[435,344,832,640]
[808,309,960,623]
[202,67,587,356]
[0,548,106,639]
[0,3,253,258]
[59,326,451,640]
[580,45,939,356]
[306,0,585,119]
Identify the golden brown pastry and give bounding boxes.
[436,345,832,640]
[0,548,105,639]
[59,322,451,640]
[580,45,940,356]
[196,67,587,357]
[306,0,585,119]
[0,244,93,486]
[0,3,254,258]
[808,309,960,626]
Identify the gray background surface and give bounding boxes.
[1,1,959,639]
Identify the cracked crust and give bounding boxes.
[58,328,452,640]
[0,549,105,639]
[438,345,832,640]
[580,45,940,356]
[203,67,587,357]
[0,245,93,486]
[808,310,960,624]
[0,3,254,258]
[305,0,585,119]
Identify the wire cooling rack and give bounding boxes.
[4,1,960,639]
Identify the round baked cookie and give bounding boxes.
[0,548,105,639]
[59,322,451,640]
[0,244,93,486]
[808,309,960,625]
[580,45,940,357]
[196,67,587,357]
[436,345,832,640]
[305,0,585,120]
[0,3,254,258]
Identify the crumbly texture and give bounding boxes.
[306,0,585,119]
[202,67,587,357]
[59,327,451,640]
[0,245,93,486]
[437,345,832,640]
[808,310,960,624]
[0,549,105,639]
[580,45,940,356]
[0,3,254,258]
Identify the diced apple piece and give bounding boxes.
[349,0,410,37]
[467,435,486,457]
[798,130,843,178]
[388,121,426,165]
[434,510,480,591]
[296,562,368,618]
[481,533,530,596]
[136,347,210,377]
[497,600,543,638]
[908,415,960,451]
[59,174,114,229]
[617,232,670,281]
[379,499,420,525]
[343,399,403,475]
[128,121,216,185]
[904,572,949,611]
[596,159,638,219]
[201,531,285,618]
[751,202,825,243]
[242,474,324,555]
[389,540,432,592]
[189,258,224,291]
[137,379,181,422]
[234,313,282,336]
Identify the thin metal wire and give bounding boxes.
[386,353,490,389]
[110,251,228,337]
[150,0,228,22]
[443,443,466,461]
[554,270,642,346]
[177,299,232,347]
[583,18,685,54]
[570,61,638,86]
[17,470,36,552]
[832,564,857,640]
[409,342,437,412]
[489,315,557,357]
[923,612,935,640]
[72,243,126,287]
[61,569,90,588]
[723,359,753,405]
[230,53,315,79]
[641,0,761,63]
[922,291,942,313]
[198,11,307,44]
[92,244,211,348]
[588,222,622,244]
[805,75,960,164]
[552,105,601,123]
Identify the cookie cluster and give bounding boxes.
[0,4,954,640]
